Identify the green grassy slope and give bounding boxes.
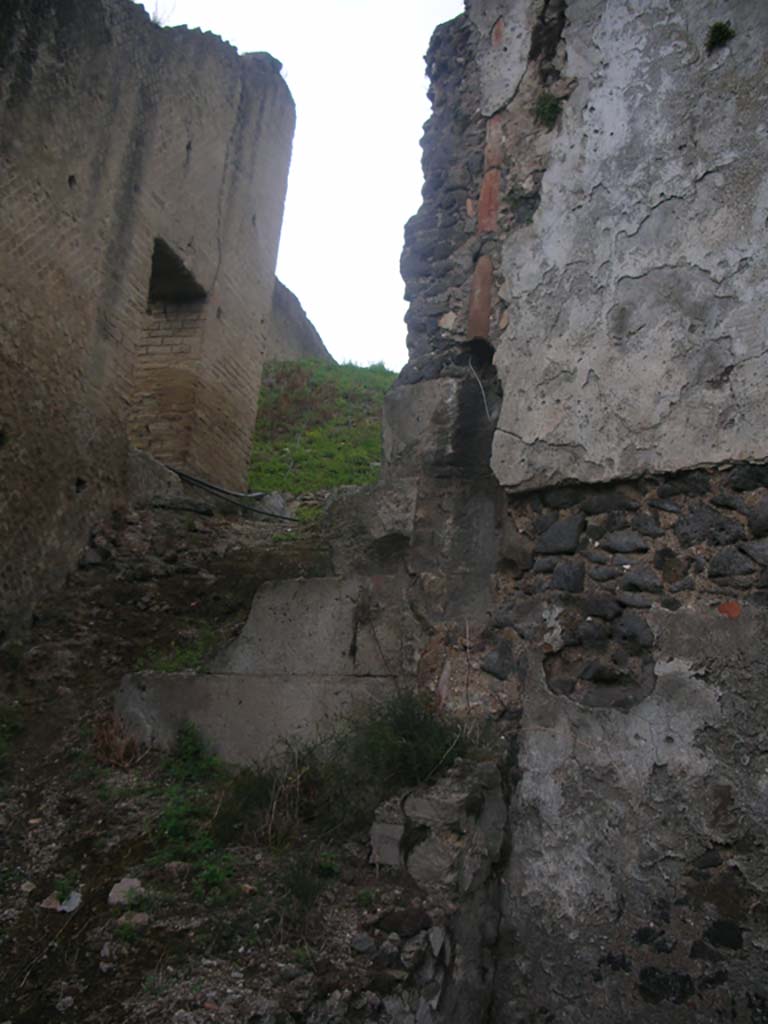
[248,361,396,494]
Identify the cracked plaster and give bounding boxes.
[486,0,768,490]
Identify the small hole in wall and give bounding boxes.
[68,174,77,189]
[464,338,495,368]
[74,477,87,494]
[251,214,256,227]
[216,306,223,319]
[0,425,7,448]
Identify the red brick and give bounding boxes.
[718,600,742,620]
[478,168,501,233]
[484,114,505,170]
[467,256,494,341]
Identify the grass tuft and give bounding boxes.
[534,91,562,129]
[706,20,735,54]
[249,360,395,494]
[137,624,219,673]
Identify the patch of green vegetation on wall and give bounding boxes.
[706,20,735,54]
[249,360,396,494]
[534,91,562,129]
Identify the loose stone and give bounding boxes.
[614,611,653,650]
[533,515,585,555]
[708,548,757,578]
[748,497,768,538]
[621,565,663,593]
[550,560,585,593]
[582,595,622,620]
[740,539,768,566]
[589,566,623,582]
[675,507,746,547]
[617,593,653,609]
[581,492,639,515]
[601,530,649,554]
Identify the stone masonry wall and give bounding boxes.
[400,0,768,492]
[266,278,333,363]
[380,2,768,1021]
[0,0,294,634]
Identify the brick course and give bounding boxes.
[0,0,295,632]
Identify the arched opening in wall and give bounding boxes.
[129,239,207,468]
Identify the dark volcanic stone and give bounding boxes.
[532,556,558,573]
[581,491,639,515]
[622,565,663,593]
[481,639,516,680]
[728,464,768,491]
[693,849,723,869]
[585,522,607,542]
[614,610,653,650]
[708,547,757,578]
[711,493,748,513]
[617,593,653,609]
[748,496,768,538]
[689,940,724,962]
[548,676,575,696]
[551,560,585,593]
[604,511,630,532]
[704,919,743,951]
[657,471,710,498]
[698,969,729,991]
[582,595,622,620]
[654,547,689,583]
[534,512,558,534]
[631,513,664,538]
[585,548,611,564]
[638,967,695,1005]
[589,566,623,582]
[669,577,695,592]
[649,498,681,514]
[577,620,611,648]
[740,539,768,566]
[580,661,628,685]
[674,506,746,547]
[542,486,582,509]
[601,530,649,554]
[533,514,585,555]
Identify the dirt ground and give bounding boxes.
[0,503,440,1024]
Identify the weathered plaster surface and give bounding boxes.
[488,0,768,489]
[494,604,768,1021]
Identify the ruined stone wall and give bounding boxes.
[401,0,768,490]
[266,278,333,363]
[0,0,294,633]
[385,2,768,1020]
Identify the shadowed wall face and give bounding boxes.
[0,0,295,633]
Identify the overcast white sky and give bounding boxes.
[141,0,464,369]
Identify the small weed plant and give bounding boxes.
[227,689,467,843]
[249,360,396,494]
[706,21,735,54]
[148,696,463,919]
[534,91,562,129]
[137,624,219,673]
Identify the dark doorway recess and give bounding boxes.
[147,238,206,305]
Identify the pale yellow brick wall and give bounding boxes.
[0,0,295,632]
